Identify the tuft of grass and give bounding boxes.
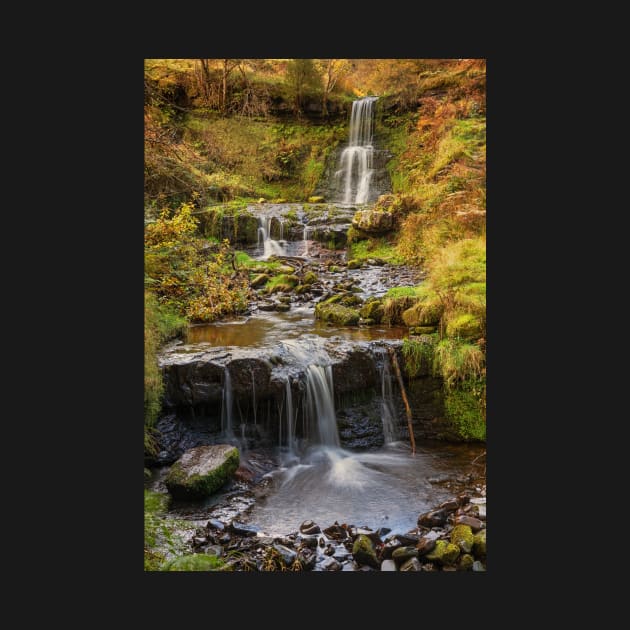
[402,336,437,378]
[265,274,298,294]
[349,238,404,264]
[384,285,426,299]
[433,338,484,388]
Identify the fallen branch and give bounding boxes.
[388,347,416,455]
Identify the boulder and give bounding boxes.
[164,445,239,499]
[473,530,486,557]
[300,520,321,535]
[381,559,397,571]
[315,300,360,326]
[352,534,380,568]
[451,524,474,553]
[400,557,422,571]
[250,273,270,288]
[418,508,448,528]
[455,515,483,532]
[425,540,461,566]
[392,546,419,564]
[416,537,437,556]
[273,544,297,567]
[352,209,395,234]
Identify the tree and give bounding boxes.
[317,59,351,116]
[285,59,321,115]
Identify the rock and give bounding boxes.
[381,559,397,571]
[472,560,486,572]
[206,518,226,532]
[323,523,348,541]
[161,554,222,571]
[451,524,474,553]
[250,273,270,288]
[256,536,275,546]
[275,303,291,312]
[457,493,471,506]
[205,545,224,557]
[230,521,259,537]
[395,533,419,546]
[219,533,231,544]
[421,562,437,571]
[308,196,325,203]
[458,554,474,570]
[381,538,403,559]
[342,561,358,571]
[273,544,297,567]
[473,530,486,557]
[257,198,266,203]
[192,536,207,547]
[320,556,341,571]
[478,505,486,520]
[418,509,447,528]
[164,445,240,500]
[402,301,444,327]
[439,499,460,512]
[298,535,319,549]
[324,544,335,556]
[416,537,437,556]
[425,540,461,566]
[352,534,380,568]
[333,545,351,562]
[455,515,483,532]
[315,300,360,326]
[400,557,422,571]
[410,325,438,334]
[352,208,395,234]
[347,259,362,269]
[302,271,318,285]
[297,548,316,570]
[377,527,392,538]
[299,519,321,535]
[392,546,419,564]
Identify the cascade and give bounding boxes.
[221,367,233,436]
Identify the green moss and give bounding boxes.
[446,312,484,340]
[265,274,299,294]
[410,325,437,334]
[250,273,270,288]
[328,265,342,273]
[302,271,318,285]
[384,286,425,299]
[347,259,362,269]
[308,196,325,203]
[444,383,486,441]
[359,299,384,323]
[451,524,474,553]
[315,301,360,326]
[473,530,486,557]
[402,299,444,327]
[459,554,474,570]
[425,540,461,565]
[402,337,436,378]
[382,295,420,326]
[338,294,363,307]
[349,238,404,265]
[352,535,379,568]
[161,554,225,572]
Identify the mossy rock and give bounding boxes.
[410,325,437,334]
[164,445,240,500]
[360,299,384,323]
[444,386,486,441]
[295,284,309,295]
[268,283,294,294]
[352,208,394,234]
[272,198,288,204]
[328,265,342,273]
[347,259,363,269]
[161,554,224,572]
[458,553,474,571]
[451,524,474,553]
[446,312,483,340]
[235,214,259,244]
[302,271,318,285]
[473,530,486,557]
[250,273,270,288]
[352,534,379,568]
[359,318,375,325]
[402,300,444,327]
[315,301,360,326]
[308,196,325,203]
[339,294,363,307]
[425,539,461,565]
[144,467,152,480]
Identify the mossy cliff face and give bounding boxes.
[165,444,239,499]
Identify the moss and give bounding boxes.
[402,337,436,378]
[347,259,362,269]
[384,286,424,299]
[402,299,444,327]
[302,271,318,285]
[295,284,309,295]
[265,274,299,294]
[410,325,437,334]
[338,294,363,307]
[425,540,461,565]
[359,299,384,323]
[352,535,379,568]
[459,554,474,570]
[250,273,270,288]
[161,554,225,572]
[451,524,474,553]
[473,530,486,557]
[315,301,360,326]
[445,311,483,340]
[444,383,486,441]
[328,265,342,273]
[308,196,325,203]
[165,447,240,499]
[383,295,420,326]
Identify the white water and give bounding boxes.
[376,347,398,444]
[257,216,286,260]
[302,225,310,256]
[338,96,378,205]
[221,367,233,436]
[284,376,295,454]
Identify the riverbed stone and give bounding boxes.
[352,534,380,568]
[392,546,419,564]
[458,554,474,570]
[418,508,448,528]
[473,530,486,557]
[425,540,461,565]
[273,544,297,567]
[455,515,483,532]
[230,521,259,537]
[451,524,474,553]
[472,560,486,572]
[320,556,342,571]
[381,559,397,571]
[416,537,437,556]
[439,499,460,512]
[400,557,422,572]
[164,445,239,499]
[300,520,321,535]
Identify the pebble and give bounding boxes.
[381,559,397,571]
[320,556,342,571]
[472,561,486,572]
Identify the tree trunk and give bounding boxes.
[388,347,416,455]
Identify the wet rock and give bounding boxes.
[164,445,240,500]
[392,547,419,564]
[230,521,259,537]
[473,530,486,557]
[459,554,474,570]
[324,545,335,556]
[205,545,224,558]
[418,508,448,528]
[377,527,391,538]
[298,535,319,549]
[251,273,269,288]
[192,536,207,548]
[416,537,437,556]
[352,534,380,569]
[421,562,437,572]
[457,493,471,506]
[451,524,474,553]
[342,561,358,571]
[256,536,275,546]
[320,556,342,571]
[273,544,297,567]
[472,560,486,572]
[347,259,362,269]
[207,518,226,532]
[298,548,316,570]
[351,527,381,545]
[395,533,419,546]
[258,301,279,312]
[319,537,326,547]
[219,533,231,544]
[352,208,394,234]
[439,499,460,512]
[334,545,351,562]
[381,559,397,571]
[425,540,461,566]
[380,538,403,559]
[315,299,360,325]
[455,515,483,532]
[323,523,348,541]
[400,557,422,571]
[300,520,321,535]
[275,303,291,312]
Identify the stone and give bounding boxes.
[300,520,321,535]
[395,534,420,546]
[298,535,319,549]
[275,303,291,312]
[308,196,325,203]
[273,544,297,567]
[164,445,239,500]
[205,545,224,558]
[451,524,474,553]
[458,554,474,570]
[473,530,486,557]
[400,557,422,572]
[392,546,419,563]
[250,273,270,288]
[347,259,362,269]
[421,562,437,572]
[416,537,437,556]
[418,509,448,528]
[352,208,394,234]
[320,556,341,571]
[324,545,335,556]
[352,534,380,568]
[315,300,360,326]
[381,559,397,571]
[425,540,461,565]
[161,554,222,571]
[455,515,483,532]
[377,527,392,538]
[297,548,316,570]
[342,561,358,571]
[207,518,225,532]
[323,523,348,541]
[472,560,486,572]
[230,521,259,537]
[439,499,460,512]
[333,545,351,562]
[381,538,403,559]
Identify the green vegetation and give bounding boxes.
[315,298,360,325]
[265,273,299,294]
[349,237,404,265]
[161,554,227,572]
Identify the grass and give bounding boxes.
[402,336,437,378]
[384,286,426,299]
[349,238,404,264]
[265,273,299,293]
[433,338,484,388]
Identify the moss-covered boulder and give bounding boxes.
[315,300,360,325]
[451,524,474,553]
[251,273,270,288]
[161,554,224,571]
[425,540,461,565]
[402,300,444,327]
[338,294,363,307]
[352,208,395,234]
[445,312,483,340]
[347,259,362,269]
[360,299,384,323]
[302,271,318,285]
[352,534,379,568]
[165,445,239,500]
[308,196,325,203]
[458,554,474,570]
[473,529,486,557]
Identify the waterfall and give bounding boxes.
[250,369,257,425]
[302,225,310,256]
[257,216,286,260]
[338,96,378,205]
[376,348,397,444]
[284,376,295,453]
[221,367,233,436]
